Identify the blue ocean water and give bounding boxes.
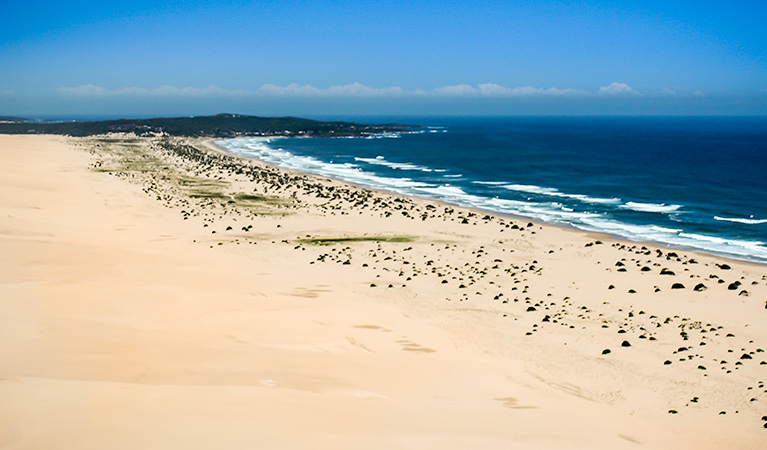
[216,116,767,263]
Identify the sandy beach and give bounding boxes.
[1,133,766,449]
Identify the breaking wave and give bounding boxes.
[216,137,767,263]
[714,216,767,225]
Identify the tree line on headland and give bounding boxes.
[0,113,419,138]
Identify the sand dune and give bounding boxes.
[1,134,766,449]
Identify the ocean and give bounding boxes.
[215,116,767,263]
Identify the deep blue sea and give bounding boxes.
[216,116,767,263]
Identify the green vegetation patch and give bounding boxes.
[89,140,168,173]
[92,167,119,173]
[177,176,231,200]
[188,191,231,200]
[298,235,415,246]
[234,193,269,202]
[177,176,229,189]
[121,158,166,172]
[232,192,292,208]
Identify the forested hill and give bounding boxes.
[0,113,419,137]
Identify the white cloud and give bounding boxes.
[429,84,586,97]
[507,86,548,96]
[58,84,247,97]
[693,90,705,97]
[148,85,248,96]
[58,84,108,96]
[327,82,407,96]
[57,82,639,100]
[476,84,587,96]
[258,83,324,96]
[259,82,410,97]
[660,88,676,96]
[432,84,479,96]
[598,82,640,96]
[0,89,15,96]
[477,83,512,95]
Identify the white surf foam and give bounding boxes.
[620,201,682,213]
[714,216,767,225]
[413,185,489,207]
[578,217,767,261]
[354,156,437,172]
[560,193,622,204]
[217,138,432,195]
[472,181,508,186]
[217,138,767,263]
[501,184,621,205]
[503,184,559,195]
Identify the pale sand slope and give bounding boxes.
[1,134,766,449]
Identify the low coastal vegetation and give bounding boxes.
[298,236,415,246]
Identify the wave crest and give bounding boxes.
[714,216,767,225]
[620,201,682,213]
[354,156,436,172]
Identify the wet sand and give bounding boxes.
[1,134,766,449]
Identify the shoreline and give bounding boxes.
[207,137,767,268]
[2,134,767,449]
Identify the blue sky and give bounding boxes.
[1,0,765,117]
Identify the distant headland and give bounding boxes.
[0,113,421,138]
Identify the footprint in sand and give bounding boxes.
[353,324,392,332]
[284,286,332,298]
[494,396,538,409]
[396,339,436,353]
